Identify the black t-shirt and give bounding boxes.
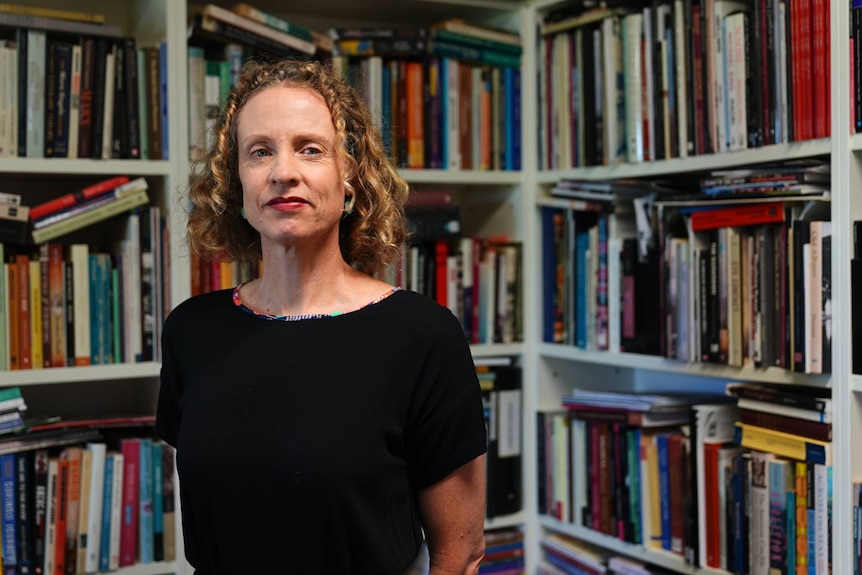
[156,288,487,574]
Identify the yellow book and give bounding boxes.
[735,423,831,465]
[28,259,43,369]
[795,461,808,574]
[0,3,105,23]
[76,448,93,574]
[641,434,662,549]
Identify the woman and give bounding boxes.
[156,59,487,574]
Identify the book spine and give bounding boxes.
[118,441,138,567]
[32,189,149,244]
[122,37,140,159]
[137,438,153,564]
[0,12,120,37]
[32,450,49,574]
[231,3,315,41]
[203,4,315,54]
[1,454,18,572]
[739,408,832,442]
[152,443,164,562]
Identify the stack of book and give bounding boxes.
[724,381,832,575]
[727,382,832,464]
[539,532,611,574]
[0,387,27,433]
[480,527,524,574]
[29,175,150,244]
[0,190,28,244]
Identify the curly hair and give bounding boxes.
[186,58,410,277]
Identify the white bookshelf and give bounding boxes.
[7,0,861,574]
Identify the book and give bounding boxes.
[230,3,315,42]
[0,3,105,24]
[738,407,832,442]
[433,18,520,47]
[34,177,146,229]
[0,11,120,38]
[83,443,106,573]
[30,175,131,221]
[118,439,138,567]
[201,4,315,55]
[689,201,787,231]
[0,202,30,244]
[733,422,832,465]
[31,188,150,244]
[479,364,522,519]
[725,381,832,413]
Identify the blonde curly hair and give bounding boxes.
[186,58,410,277]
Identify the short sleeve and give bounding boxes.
[403,310,487,489]
[156,313,181,447]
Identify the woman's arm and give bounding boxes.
[417,454,487,575]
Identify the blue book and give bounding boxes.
[509,67,521,171]
[574,232,589,348]
[152,442,164,561]
[99,454,114,572]
[15,451,32,575]
[138,438,154,563]
[0,453,18,571]
[656,433,671,551]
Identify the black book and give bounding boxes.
[122,37,140,159]
[726,382,831,412]
[89,37,110,159]
[481,363,522,519]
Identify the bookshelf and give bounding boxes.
[3,0,860,574]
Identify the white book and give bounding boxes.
[569,417,588,526]
[85,442,107,573]
[109,452,124,571]
[67,43,82,158]
[187,46,206,161]
[749,451,774,575]
[607,237,622,353]
[101,47,115,160]
[622,12,644,163]
[366,55,383,135]
[673,0,688,157]
[711,1,747,153]
[813,463,829,575]
[25,29,45,157]
[68,244,91,365]
[692,403,739,567]
[602,16,624,165]
[122,211,143,362]
[0,42,11,157]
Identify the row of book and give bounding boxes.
[0,208,170,371]
[0,419,176,574]
[537,0,830,170]
[541,163,833,373]
[538,382,833,573]
[0,12,167,160]
[479,527,524,574]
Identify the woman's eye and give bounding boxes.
[302,146,323,156]
[250,148,269,158]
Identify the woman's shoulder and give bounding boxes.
[164,289,235,327]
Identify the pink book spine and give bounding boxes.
[119,439,140,566]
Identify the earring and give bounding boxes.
[240,207,247,220]
[343,196,355,216]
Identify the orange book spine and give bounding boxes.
[16,254,31,370]
[406,61,425,169]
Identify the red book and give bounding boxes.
[690,202,785,232]
[29,175,131,221]
[119,439,140,567]
[434,239,448,308]
[16,254,31,370]
[703,442,722,569]
[667,433,685,556]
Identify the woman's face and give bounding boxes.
[235,84,346,253]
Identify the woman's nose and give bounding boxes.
[270,151,299,185]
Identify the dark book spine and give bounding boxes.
[15,28,27,156]
[89,38,109,159]
[52,40,73,158]
[32,450,49,575]
[424,56,442,169]
[111,38,127,158]
[77,37,95,159]
[821,230,832,373]
[739,408,832,442]
[747,4,762,148]
[15,451,33,575]
[140,207,155,362]
[145,47,161,160]
[64,260,75,367]
[44,39,58,157]
[122,37,140,159]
